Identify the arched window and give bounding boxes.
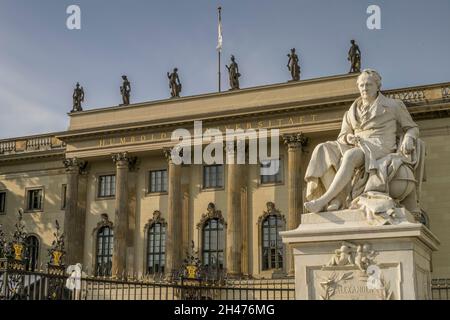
[259,202,285,271]
[25,235,39,271]
[202,218,224,272]
[147,222,166,274]
[96,226,113,277]
[262,215,284,270]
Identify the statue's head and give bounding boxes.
[351,39,356,44]
[174,68,178,72]
[231,55,235,61]
[76,82,80,88]
[357,69,382,100]
[291,48,296,53]
[122,75,128,80]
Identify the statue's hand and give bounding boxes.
[346,134,360,146]
[400,136,415,155]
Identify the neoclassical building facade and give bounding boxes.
[1,73,449,279]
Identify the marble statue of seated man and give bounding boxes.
[304,69,424,221]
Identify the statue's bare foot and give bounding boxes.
[327,199,341,211]
[304,199,327,213]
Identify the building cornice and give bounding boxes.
[0,149,65,165]
[57,96,355,142]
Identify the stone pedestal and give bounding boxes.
[280,209,439,300]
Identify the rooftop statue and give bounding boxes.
[226,55,241,90]
[348,40,361,73]
[304,69,425,224]
[120,75,131,105]
[287,48,301,81]
[167,68,182,98]
[71,82,84,112]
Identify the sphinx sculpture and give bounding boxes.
[304,69,425,224]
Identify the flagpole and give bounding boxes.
[218,47,221,92]
[218,6,222,93]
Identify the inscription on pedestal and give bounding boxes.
[310,265,397,300]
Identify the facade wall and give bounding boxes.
[1,123,450,278]
[0,159,66,269]
[418,118,450,278]
[1,77,449,280]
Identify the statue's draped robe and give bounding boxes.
[305,94,419,207]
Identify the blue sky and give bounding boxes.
[0,0,449,138]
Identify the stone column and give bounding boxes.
[111,152,136,278]
[163,148,183,276]
[182,184,190,257]
[128,166,138,275]
[283,133,308,276]
[241,186,249,276]
[225,145,244,277]
[63,158,87,266]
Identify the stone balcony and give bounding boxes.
[0,133,66,159]
[384,83,450,105]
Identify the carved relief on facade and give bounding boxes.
[144,210,167,231]
[196,203,226,229]
[257,202,286,226]
[92,213,113,235]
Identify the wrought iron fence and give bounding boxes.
[1,215,448,301]
[2,268,450,301]
[431,279,450,300]
[0,268,70,300]
[0,268,295,300]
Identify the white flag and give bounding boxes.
[216,18,223,51]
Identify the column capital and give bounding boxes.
[112,152,137,170]
[282,133,309,150]
[63,157,87,174]
[163,146,183,162]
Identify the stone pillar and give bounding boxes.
[280,210,439,300]
[226,145,244,277]
[128,167,138,275]
[182,184,190,257]
[63,158,87,265]
[163,148,183,276]
[111,152,135,278]
[283,133,308,276]
[241,186,249,276]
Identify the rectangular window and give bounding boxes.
[260,159,283,184]
[27,189,43,211]
[98,175,116,198]
[0,192,6,214]
[149,170,168,193]
[61,185,67,209]
[203,165,224,189]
